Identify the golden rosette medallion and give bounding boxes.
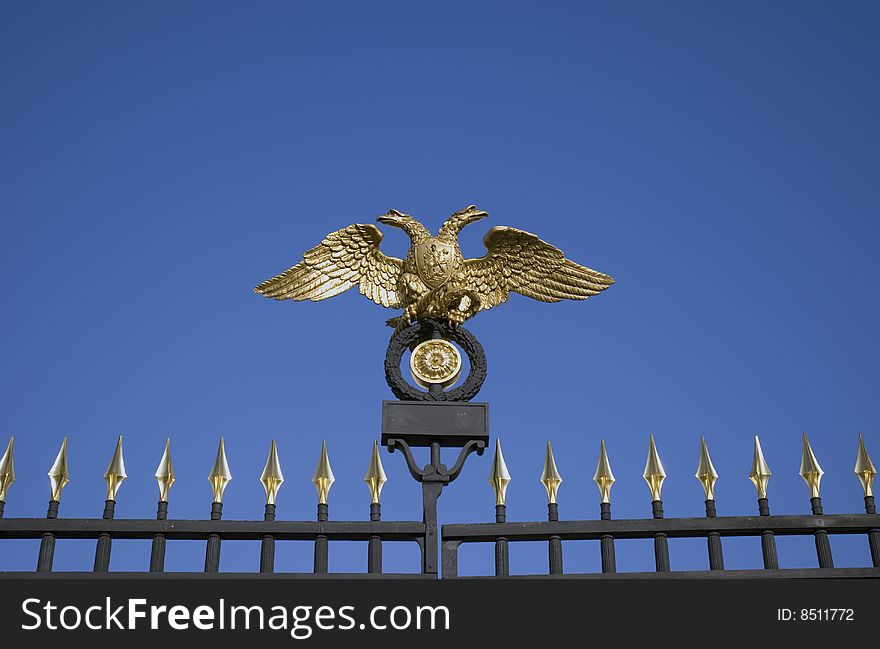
[409,339,462,389]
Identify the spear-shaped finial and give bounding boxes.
[208,437,232,503]
[695,436,719,500]
[48,437,70,502]
[155,438,175,502]
[0,437,14,502]
[488,438,511,506]
[643,435,666,501]
[540,441,563,504]
[103,435,127,501]
[592,439,615,503]
[260,440,285,505]
[799,433,824,498]
[855,432,876,497]
[312,440,335,505]
[749,435,772,498]
[364,440,387,505]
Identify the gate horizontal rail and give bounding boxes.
[441,513,880,577]
[0,519,425,542]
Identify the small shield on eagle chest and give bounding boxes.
[415,239,455,289]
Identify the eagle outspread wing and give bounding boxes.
[254,224,404,308]
[463,226,614,312]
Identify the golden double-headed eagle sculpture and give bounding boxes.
[254,205,614,329]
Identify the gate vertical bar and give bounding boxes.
[594,440,616,573]
[93,499,116,572]
[312,440,334,574]
[705,499,724,570]
[204,502,223,572]
[866,496,880,567]
[95,435,126,573]
[547,503,563,575]
[36,500,59,572]
[810,497,834,568]
[150,501,168,572]
[644,436,669,572]
[364,440,387,575]
[651,500,670,572]
[151,439,175,573]
[314,503,329,573]
[259,440,284,574]
[599,502,616,573]
[260,504,276,573]
[800,435,832,568]
[205,438,231,573]
[488,439,511,577]
[855,434,878,566]
[494,503,509,577]
[540,442,563,575]
[757,497,779,569]
[39,438,69,572]
[368,503,382,574]
[750,436,777,569]
[696,437,723,570]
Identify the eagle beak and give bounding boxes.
[466,209,488,223]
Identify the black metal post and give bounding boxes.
[651,500,670,572]
[314,503,329,574]
[704,499,724,570]
[810,497,834,568]
[386,436,484,577]
[36,500,59,572]
[599,502,616,573]
[547,502,563,575]
[368,503,382,574]
[149,501,168,572]
[93,499,115,572]
[866,496,880,567]
[204,502,222,573]
[757,497,779,569]
[422,442,444,575]
[260,504,276,574]
[494,504,509,577]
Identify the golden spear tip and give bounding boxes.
[643,434,666,502]
[592,439,615,503]
[799,433,824,499]
[0,437,14,502]
[155,438,175,502]
[103,435,127,501]
[312,439,335,505]
[695,436,719,500]
[364,440,388,505]
[48,437,70,502]
[749,434,772,498]
[208,437,232,503]
[540,441,563,504]
[488,438,511,506]
[260,440,285,505]
[855,432,876,497]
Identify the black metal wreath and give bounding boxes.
[384,319,487,402]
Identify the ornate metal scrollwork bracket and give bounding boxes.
[386,437,486,485]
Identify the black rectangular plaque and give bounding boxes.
[381,401,489,447]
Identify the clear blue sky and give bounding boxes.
[1,1,878,575]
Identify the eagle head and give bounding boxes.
[452,204,489,224]
[376,208,412,227]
